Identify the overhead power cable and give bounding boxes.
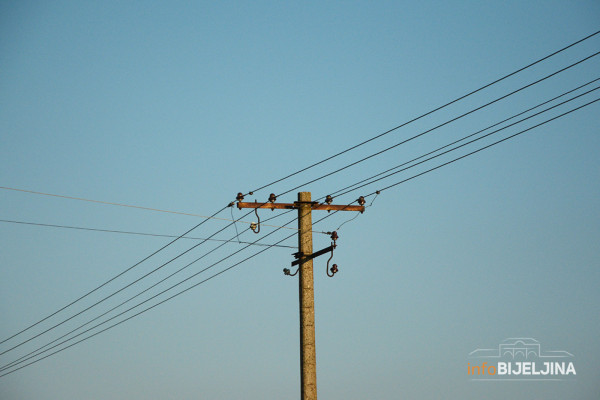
[4,203,327,371]
[3,31,599,376]
[2,91,596,374]
[233,81,599,229]
[0,214,297,372]
[0,206,304,376]
[6,195,342,368]
[273,51,600,197]
[0,219,295,249]
[243,30,600,196]
[333,81,600,197]
[0,205,229,347]
[363,97,599,197]
[0,199,294,356]
[0,187,221,218]
[0,198,351,377]
[0,191,327,355]
[7,83,593,370]
[0,187,311,233]
[14,67,593,357]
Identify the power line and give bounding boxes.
[244,30,600,197]
[274,51,600,198]
[0,216,297,372]
[3,32,599,376]
[4,32,597,230]
[0,186,222,218]
[0,218,296,249]
[0,187,316,233]
[2,206,320,372]
[0,205,229,347]
[3,90,596,373]
[1,192,364,373]
[0,168,323,350]
[0,200,291,356]
[0,207,303,376]
[333,82,600,197]
[0,197,349,377]
[366,97,600,197]
[20,67,594,360]
[1,193,325,354]
[329,77,600,197]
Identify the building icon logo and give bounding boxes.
[467,338,576,381]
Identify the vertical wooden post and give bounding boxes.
[297,191,317,400]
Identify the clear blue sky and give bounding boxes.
[1,1,599,399]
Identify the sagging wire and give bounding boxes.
[368,191,380,207]
[335,196,367,231]
[229,204,241,243]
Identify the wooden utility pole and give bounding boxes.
[297,191,317,399]
[237,191,364,400]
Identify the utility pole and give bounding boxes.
[297,191,317,399]
[237,191,364,400]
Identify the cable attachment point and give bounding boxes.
[330,230,338,245]
[269,193,277,211]
[325,195,334,212]
[357,196,366,206]
[283,267,299,276]
[236,192,244,202]
[251,202,260,234]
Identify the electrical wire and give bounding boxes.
[364,97,600,197]
[0,205,229,347]
[226,82,598,235]
[3,31,599,375]
[11,75,598,360]
[0,186,316,233]
[0,207,302,375]
[0,198,352,377]
[0,191,325,350]
[333,84,600,198]
[4,43,598,351]
[328,77,600,198]
[243,30,600,197]
[0,145,433,373]
[0,219,296,249]
[274,51,600,198]
[3,88,596,374]
[0,187,226,218]
[1,194,325,354]
[230,206,241,243]
[0,215,296,372]
[0,201,291,356]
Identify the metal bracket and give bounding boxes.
[286,231,340,277]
